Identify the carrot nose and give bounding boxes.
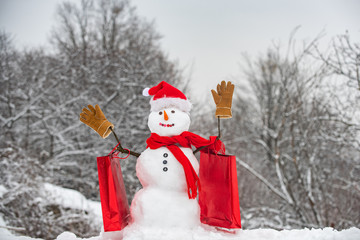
[163,110,169,121]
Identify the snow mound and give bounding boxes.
[0,183,102,240]
[43,183,102,220]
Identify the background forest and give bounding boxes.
[0,0,359,239]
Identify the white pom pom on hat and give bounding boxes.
[142,87,150,96]
[142,81,192,113]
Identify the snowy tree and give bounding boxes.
[0,0,183,238]
[44,0,182,200]
[224,33,360,229]
[315,32,360,90]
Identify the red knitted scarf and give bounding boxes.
[146,131,223,199]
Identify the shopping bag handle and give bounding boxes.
[110,128,140,157]
[109,143,130,159]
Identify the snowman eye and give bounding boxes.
[171,110,175,114]
[159,111,163,115]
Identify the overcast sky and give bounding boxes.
[1,0,359,100]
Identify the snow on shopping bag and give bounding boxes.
[199,150,241,229]
[97,144,130,232]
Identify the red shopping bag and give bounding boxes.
[199,150,241,229]
[97,144,130,232]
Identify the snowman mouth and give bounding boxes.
[159,123,175,127]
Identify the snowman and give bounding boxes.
[131,81,202,228]
[80,81,226,231]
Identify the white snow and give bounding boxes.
[0,185,8,198]
[55,226,360,240]
[43,183,102,221]
[131,187,200,228]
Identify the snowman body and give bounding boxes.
[130,107,201,228]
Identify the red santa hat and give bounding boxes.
[142,81,192,113]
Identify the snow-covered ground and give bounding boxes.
[56,227,360,240]
[1,183,359,240]
[2,223,359,240]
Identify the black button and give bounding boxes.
[163,167,168,172]
[163,160,168,164]
[163,153,168,158]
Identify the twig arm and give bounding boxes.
[217,116,221,139]
[193,117,221,154]
[110,128,140,157]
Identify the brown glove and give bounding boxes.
[80,104,114,139]
[211,81,235,119]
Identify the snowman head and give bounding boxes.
[143,81,192,136]
[148,107,190,136]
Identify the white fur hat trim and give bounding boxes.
[150,97,192,113]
